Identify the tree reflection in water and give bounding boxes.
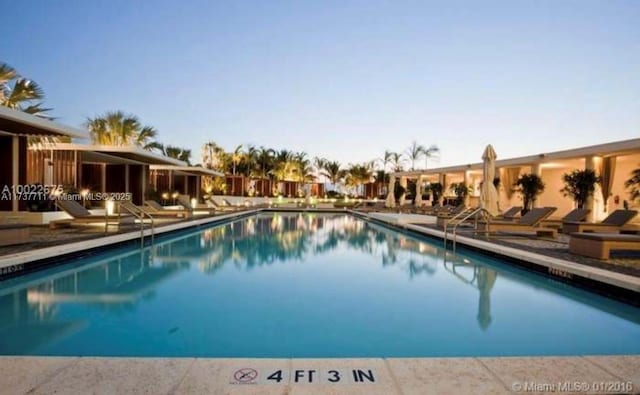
[180,213,445,277]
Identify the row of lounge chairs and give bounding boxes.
[354,202,639,260]
[48,196,251,230]
[456,206,639,260]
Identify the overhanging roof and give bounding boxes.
[149,165,224,177]
[38,143,187,166]
[0,106,89,138]
[393,137,640,177]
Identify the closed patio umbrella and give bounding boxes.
[414,177,423,206]
[385,175,396,208]
[480,145,500,216]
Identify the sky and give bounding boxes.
[1,0,639,169]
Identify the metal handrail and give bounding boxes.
[444,207,491,252]
[117,201,155,246]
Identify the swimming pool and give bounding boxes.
[1,212,639,357]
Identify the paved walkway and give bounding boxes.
[1,355,638,394]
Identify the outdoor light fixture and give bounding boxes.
[106,200,115,216]
[162,192,169,199]
[80,189,89,198]
[191,198,197,209]
[172,192,178,199]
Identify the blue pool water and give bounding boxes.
[1,212,639,357]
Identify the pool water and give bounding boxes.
[1,212,639,357]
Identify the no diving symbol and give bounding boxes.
[233,368,258,383]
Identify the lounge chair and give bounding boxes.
[354,201,386,212]
[542,208,590,229]
[205,198,238,211]
[498,206,522,221]
[50,199,127,230]
[222,198,247,208]
[0,224,29,246]
[176,195,216,215]
[478,207,558,237]
[145,200,192,217]
[119,201,183,220]
[562,210,638,234]
[569,233,640,259]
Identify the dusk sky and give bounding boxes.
[2,0,639,168]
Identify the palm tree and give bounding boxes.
[0,62,52,118]
[345,162,373,196]
[382,150,394,172]
[86,111,161,150]
[322,161,345,190]
[373,170,389,185]
[255,146,275,179]
[231,144,243,175]
[272,149,294,181]
[406,141,426,171]
[244,145,259,177]
[389,152,405,172]
[164,145,192,164]
[136,126,160,151]
[314,157,328,182]
[291,151,311,182]
[202,141,225,171]
[423,144,440,169]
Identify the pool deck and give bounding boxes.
[358,211,640,296]
[0,209,260,273]
[1,355,638,394]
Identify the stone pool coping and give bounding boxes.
[1,355,638,394]
[353,211,640,297]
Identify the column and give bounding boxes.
[141,166,147,204]
[11,136,19,212]
[463,170,470,207]
[101,163,107,193]
[124,164,130,193]
[414,176,423,206]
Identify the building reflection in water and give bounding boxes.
[0,212,499,353]
[0,248,188,354]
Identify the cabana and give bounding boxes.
[149,165,224,201]
[0,106,88,214]
[27,144,186,206]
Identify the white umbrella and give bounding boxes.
[480,145,500,216]
[414,177,423,207]
[385,175,396,208]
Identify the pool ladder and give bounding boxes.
[443,207,491,252]
[118,201,156,247]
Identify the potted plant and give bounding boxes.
[449,182,470,206]
[560,169,600,209]
[514,173,545,214]
[625,166,640,203]
[407,180,417,204]
[427,182,443,206]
